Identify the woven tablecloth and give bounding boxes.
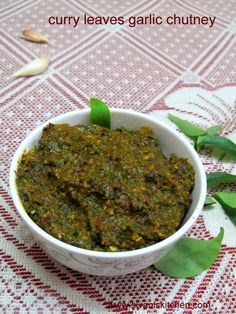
[0,0,236,313]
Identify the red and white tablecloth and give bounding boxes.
[0,0,236,313]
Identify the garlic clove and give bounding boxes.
[13,56,50,77]
[21,29,48,43]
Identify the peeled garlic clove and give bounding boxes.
[21,29,48,43]
[13,56,50,77]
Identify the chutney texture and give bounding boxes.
[16,123,195,252]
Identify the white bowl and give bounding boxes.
[9,109,206,276]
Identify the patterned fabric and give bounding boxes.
[0,0,235,313]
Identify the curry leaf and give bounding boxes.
[204,196,216,206]
[168,114,207,137]
[214,192,236,225]
[90,98,111,129]
[196,135,236,158]
[168,114,223,144]
[154,228,224,278]
[207,172,236,187]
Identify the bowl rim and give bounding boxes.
[9,108,207,259]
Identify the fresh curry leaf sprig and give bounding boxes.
[154,228,224,278]
[168,114,221,138]
[90,98,111,129]
[168,113,236,159]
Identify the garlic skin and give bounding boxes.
[13,56,50,77]
[21,29,48,43]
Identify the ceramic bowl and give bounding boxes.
[9,109,206,276]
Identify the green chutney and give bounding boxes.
[16,124,195,252]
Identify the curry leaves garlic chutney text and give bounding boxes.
[16,124,195,252]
